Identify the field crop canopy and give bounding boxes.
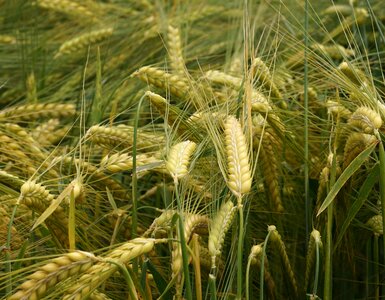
[1,0,385,299]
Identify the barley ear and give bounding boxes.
[367,215,383,236]
[305,229,322,289]
[208,200,236,268]
[248,243,276,299]
[166,140,197,181]
[268,225,298,297]
[8,251,97,300]
[167,25,186,77]
[224,116,252,203]
[343,133,377,168]
[348,106,382,134]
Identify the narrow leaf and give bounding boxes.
[106,186,118,211]
[317,142,377,216]
[68,190,76,250]
[32,183,73,230]
[147,258,171,299]
[334,164,379,250]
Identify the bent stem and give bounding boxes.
[106,259,138,300]
[174,179,193,300]
[376,133,385,264]
[245,248,253,300]
[260,228,273,300]
[6,200,20,294]
[313,236,320,297]
[324,152,337,300]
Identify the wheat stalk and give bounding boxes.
[62,238,165,300]
[56,28,114,57]
[326,100,352,120]
[343,132,377,168]
[143,209,177,237]
[166,140,197,181]
[55,156,128,199]
[36,0,95,19]
[8,251,97,300]
[224,116,252,202]
[367,215,383,236]
[0,103,76,121]
[247,243,276,300]
[18,180,69,247]
[167,25,186,77]
[251,57,285,108]
[0,206,22,251]
[26,73,38,103]
[268,225,298,297]
[86,124,164,151]
[205,70,242,90]
[254,129,284,213]
[208,200,236,268]
[172,213,209,278]
[338,61,369,87]
[348,106,382,134]
[305,229,323,289]
[311,43,355,59]
[99,152,164,174]
[133,66,189,98]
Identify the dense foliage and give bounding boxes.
[1,0,385,299]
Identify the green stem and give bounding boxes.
[174,180,193,300]
[237,200,244,300]
[6,201,19,294]
[132,94,146,239]
[324,203,333,300]
[106,260,138,300]
[68,190,76,251]
[131,94,146,275]
[377,136,385,265]
[374,234,379,300]
[260,230,273,300]
[246,251,253,300]
[304,0,310,244]
[209,273,217,300]
[324,139,338,300]
[313,238,320,297]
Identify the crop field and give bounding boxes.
[1,0,385,299]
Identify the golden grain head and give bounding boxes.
[166,140,197,180]
[349,106,382,133]
[224,116,252,199]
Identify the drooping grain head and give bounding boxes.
[367,215,383,236]
[208,200,236,267]
[348,106,382,134]
[56,28,114,57]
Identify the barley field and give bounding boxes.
[1,0,385,299]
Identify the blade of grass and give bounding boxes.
[260,230,273,300]
[147,258,172,299]
[106,260,138,300]
[68,189,76,250]
[317,142,377,216]
[304,0,310,245]
[132,94,146,240]
[31,182,73,231]
[174,180,193,300]
[376,134,385,265]
[5,201,19,294]
[334,164,379,250]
